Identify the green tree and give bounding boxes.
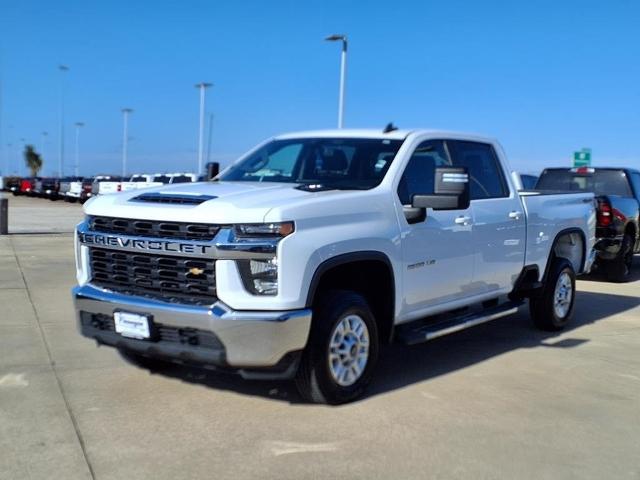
[24,145,43,176]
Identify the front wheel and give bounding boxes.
[295,290,379,404]
[530,258,576,331]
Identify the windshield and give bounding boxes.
[218,137,404,189]
[153,175,172,184]
[536,169,632,197]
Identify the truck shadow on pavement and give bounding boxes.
[147,286,640,404]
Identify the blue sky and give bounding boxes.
[1,0,639,176]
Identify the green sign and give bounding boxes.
[573,148,591,167]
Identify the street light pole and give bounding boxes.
[325,34,348,129]
[195,82,212,174]
[121,109,133,178]
[74,122,84,177]
[58,65,69,176]
[206,112,214,164]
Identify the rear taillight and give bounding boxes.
[597,200,612,227]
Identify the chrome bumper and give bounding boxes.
[73,285,312,372]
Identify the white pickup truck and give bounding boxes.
[73,129,596,404]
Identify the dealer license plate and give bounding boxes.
[114,311,151,339]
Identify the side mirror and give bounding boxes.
[412,167,470,211]
[205,162,220,180]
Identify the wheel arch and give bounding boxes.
[543,227,587,283]
[305,251,396,343]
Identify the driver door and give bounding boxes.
[397,139,476,316]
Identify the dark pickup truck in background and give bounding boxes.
[536,167,640,282]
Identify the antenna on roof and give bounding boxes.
[383,122,398,133]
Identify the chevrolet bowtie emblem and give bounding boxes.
[189,267,205,276]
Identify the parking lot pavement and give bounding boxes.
[1,231,639,479]
[0,194,84,234]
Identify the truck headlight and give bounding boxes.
[238,257,279,295]
[233,222,294,239]
[232,222,293,295]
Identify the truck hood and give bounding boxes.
[83,181,375,224]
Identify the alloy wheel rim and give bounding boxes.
[328,314,370,387]
[554,271,573,318]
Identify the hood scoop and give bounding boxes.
[130,192,217,205]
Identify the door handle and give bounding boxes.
[508,211,523,220]
[454,215,472,226]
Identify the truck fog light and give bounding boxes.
[238,258,279,295]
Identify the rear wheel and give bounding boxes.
[295,290,379,404]
[605,233,634,283]
[530,258,576,331]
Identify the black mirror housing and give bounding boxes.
[411,167,470,211]
[206,162,220,180]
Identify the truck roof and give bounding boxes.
[275,128,497,143]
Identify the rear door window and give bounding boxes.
[447,141,508,200]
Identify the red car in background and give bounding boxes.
[15,177,40,196]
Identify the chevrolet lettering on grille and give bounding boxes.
[79,232,214,256]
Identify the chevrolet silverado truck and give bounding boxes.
[73,129,596,404]
[536,167,640,282]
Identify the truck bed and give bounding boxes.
[520,191,595,275]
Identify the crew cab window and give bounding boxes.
[397,140,450,205]
[447,141,508,200]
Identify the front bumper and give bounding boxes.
[73,284,312,379]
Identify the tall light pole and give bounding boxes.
[325,34,347,129]
[121,109,132,178]
[74,123,84,177]
[58,65,69,176]
[206,112,214,164]
[195,82,212,174]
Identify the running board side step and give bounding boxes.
[397,301,523,345]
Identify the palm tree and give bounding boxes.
[24,145,43,176]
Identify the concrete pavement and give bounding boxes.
[1,198,639,479]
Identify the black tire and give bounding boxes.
[530,257,576,331]
[117,348,171,371]
[605,233,634,283]
[295,290,379,405]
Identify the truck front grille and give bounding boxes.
[89,248,216,305]
[88,216,220,241]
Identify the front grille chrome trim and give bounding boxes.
[77,221,277,260]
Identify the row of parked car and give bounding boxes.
[0,173,201,203]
